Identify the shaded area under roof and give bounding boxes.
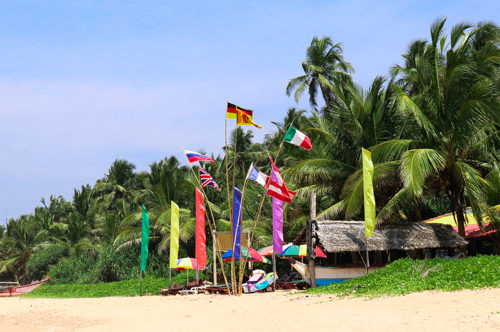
[295,220,468,253]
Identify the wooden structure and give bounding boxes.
[212,231,250,285]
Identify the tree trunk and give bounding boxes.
[454,203,466,237]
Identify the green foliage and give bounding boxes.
[307,256,500,297]
[23,272,208,298]
[26,243,69,280]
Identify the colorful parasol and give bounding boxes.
[176,257,197,270]
[222,247,269,263]
[280,244,327,258]
[258,243,293,256]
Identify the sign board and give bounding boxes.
[214,231,250,251]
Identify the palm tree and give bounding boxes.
[0,216,48,282]
[284,76,401,220]
[286,36,353,107]
[386,19,500,235]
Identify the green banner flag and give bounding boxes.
[140,204,149,271]
[169,201,180,269]
[362,148,376,237]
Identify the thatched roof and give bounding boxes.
[294,220,467,252]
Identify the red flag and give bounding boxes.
[265,154,296,203]
[195,187,207,269]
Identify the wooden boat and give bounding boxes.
[0,277,51,297]
[291,262,383,286]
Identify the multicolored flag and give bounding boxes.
[362,148,376,237]
[246,163,268,187]
[237,110,263,129]
[284,126,312,150]
[232,187,242,260]
[226,102,252,120]
[266,155,296,203]
[140,204,149,271]
[195,188,207,269]
[199,167,221,191]
[272,197,284,255]
[169,201,179,269]
[183,149,216,164]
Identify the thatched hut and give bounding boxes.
[295,220,468,265]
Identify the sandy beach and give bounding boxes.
[1,288,499,332]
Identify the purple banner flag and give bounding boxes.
[272,197,283,254]
[232,187,242,260]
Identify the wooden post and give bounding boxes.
[213,230,217,286]
[272,253,277,291]
[307,190,317,288]
[168,268,171,288]
[139,270,143,296]
[365,236,370,274]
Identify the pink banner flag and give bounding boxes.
[272,197,283,254]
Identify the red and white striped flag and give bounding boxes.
[265,154,296,203]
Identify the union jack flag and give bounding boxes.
[199,167,221,191]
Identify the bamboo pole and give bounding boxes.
[181,148,231,293]
[236,119,299,292]
[139,270,143,296]
[229,123,239,295]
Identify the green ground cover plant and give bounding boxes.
[23,271,207,298]
[307,255,500,298]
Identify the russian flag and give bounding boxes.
[183,149,216,164]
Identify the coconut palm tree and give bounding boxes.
[286,36,353,107]
[0,216,48,282]
[385,19,500,235]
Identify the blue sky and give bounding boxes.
[1,1,499,223]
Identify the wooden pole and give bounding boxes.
[365,236,370,274]
[168,268,171,288]
[272,253,277,291]
[307,190,317,288]
[181,147,231,294]
[139,270,143,296]
[213,230,217,286]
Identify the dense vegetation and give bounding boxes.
[307,255,500,297]
[1,19,499,285]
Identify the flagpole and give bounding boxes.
[237,118,300,290]
[366,236,370,274]
[169,268,171,288]
[230,122,239,295]
[272,253,277,291]
[181,147,232,294]
[139,270,142,297]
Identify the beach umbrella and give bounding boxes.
[176,257,197,270]
[298,245,327,258]
[258,245,274,256]
[258,243,293,256]
[222,247,269,263]
[280,244,300,257]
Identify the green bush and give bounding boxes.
[47,254,99,284]
[307,255,500,297]
[46,243,182,284]
[27,243,69,280]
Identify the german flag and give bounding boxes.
[226,102,253,120]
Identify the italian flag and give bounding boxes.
[284,126,312,150]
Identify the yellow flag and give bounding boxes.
[169,201,180,268]
[237,110,263,129]
[362,148,376,237]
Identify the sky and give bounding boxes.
[1,1,499,224]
